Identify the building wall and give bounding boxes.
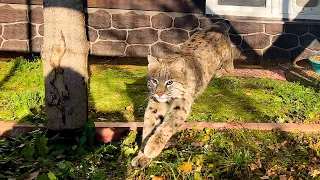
[0,3,319,63]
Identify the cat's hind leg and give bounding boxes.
[143,98,192,158]
[224,49,234,73]
[131,100,168,168]
[224,59,234,73]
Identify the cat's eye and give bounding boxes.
[151,78,158,85]
[166,80,173,86]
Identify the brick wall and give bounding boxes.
[0,3,319,62]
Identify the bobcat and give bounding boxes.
[131,21,234,168]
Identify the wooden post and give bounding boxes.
[41,0,89,130]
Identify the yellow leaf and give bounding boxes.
[125,105,134,112]
[246,92,252,96]
[201,136,210,142]
[311,169,320,178]
[195,155,203,166]
[134,169,140,175]
[208,164,214,168]
[293,100,301,104]
[178,162,193,173]
[298,164,306,170]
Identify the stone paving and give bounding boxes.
[226,67,287,81]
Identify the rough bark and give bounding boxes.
[41,0,89,130]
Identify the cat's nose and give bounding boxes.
[156,91,165,96]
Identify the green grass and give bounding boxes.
[0,57,319,123]
[1,57,320,179]
[191,77,320,123]
[89,64,148,122]
[0,57,45,122]
[1,127,320,179]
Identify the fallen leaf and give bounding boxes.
[191,141,204,147]
[56,155,64,159]
[310,169,320,178]
[293,101,301,104]
[210,94,224,98]
[279,175,287,180]
[256,153,262,167]
[249,163,258,170]
[26,171,39,180]
[298,164,307,170]
[178,162,193,173]
[125,105,134,112]
[195,155,203,166]
[266,166,278,178]
[310,157,318,164]
[152,176,164,180]
[194,166,202,172]
[267,145,275,150]
[281,141,288,146]
[201,136,210,143]
[246,92,252,96]
[134,169,140,175]
[260,176,269,179]
[255,141,262,145]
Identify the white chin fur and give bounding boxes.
[153,94,169,102]
[156,98,168,103]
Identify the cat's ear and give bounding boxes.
[171,58,185,70]
[147,55,159,69]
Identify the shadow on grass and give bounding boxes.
[0,59,19,89]
[87,60,149,122]
[188,77,280,123]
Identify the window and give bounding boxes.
[206,0,320,20]
[292,0,320,13]
[218,0,267,7]
[296,0,319,7]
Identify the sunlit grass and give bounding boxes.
[0,57,319,123]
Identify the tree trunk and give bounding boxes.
[41,0,89,130]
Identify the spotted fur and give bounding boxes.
[132,21,234,168]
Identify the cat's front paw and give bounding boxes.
[144,138,164,158]
[131,153,152,169]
